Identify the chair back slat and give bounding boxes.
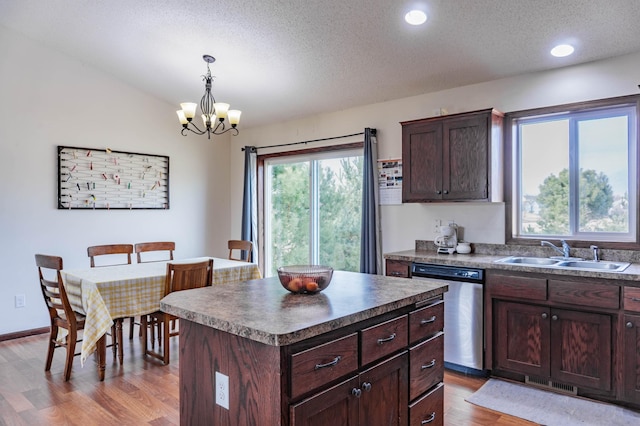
[87,244,133,267]
[164,259,213,295]
[135,242,175,263]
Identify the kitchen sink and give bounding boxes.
[495,256,560,266]
[556,260,630,272]
[494,256,630,273]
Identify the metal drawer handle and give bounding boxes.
[315,355,341,370]
[351,387,362,398]
[421,412,436,424]
[420,316,437,325]
[632,297,640,302]
[377,333,396,345]
[627,322,634,328]
[421,359,436,370]
[390,271,403,276]
[361,382,372,392]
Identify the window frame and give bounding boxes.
[257,142,363,274]
[504,94,640,249]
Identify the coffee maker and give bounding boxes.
[434,223,458,254]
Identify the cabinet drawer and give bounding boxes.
[360,315,408,366]
[290,333,358,399]
[409,382,444,426]
[624,287,640,312]
[409,301,444,344]
[549,280,619,309]
[409,332,444,401]
[487,274,547,300]
[386,260,411,278]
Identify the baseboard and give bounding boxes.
[0,327,49,342]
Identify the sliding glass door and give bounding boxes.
[264,149,363,277]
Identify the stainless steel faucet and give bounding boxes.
[541,240,571,258]
[590,245,600,262]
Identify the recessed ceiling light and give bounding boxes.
[550,44,575,57]
[405,10,427,26]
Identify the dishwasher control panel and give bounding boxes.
[412,263,484,283]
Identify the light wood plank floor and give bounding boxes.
[0,333,536,425]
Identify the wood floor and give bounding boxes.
[0,332,536,425]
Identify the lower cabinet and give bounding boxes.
[288,298,444,426]
[487,271,617,399]
[290,352,408,425]
[622,285,640,404]
[495,300,612,391]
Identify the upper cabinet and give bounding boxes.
[401,108,504,202]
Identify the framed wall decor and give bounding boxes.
[58,146,170,209]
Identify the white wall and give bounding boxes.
[230,52,640,256]
[0,25,232,334]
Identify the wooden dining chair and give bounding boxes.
[36,254,85,381]
[228,240,253,262]
[141,259,213,364]
[87,243,134,359]
[135,241,175,263]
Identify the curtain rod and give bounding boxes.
[241,129,376,151]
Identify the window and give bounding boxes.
[261,146,363,277]
[508,96,638,243]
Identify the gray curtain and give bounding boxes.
[360,128,381,274]
[241,146,258,262]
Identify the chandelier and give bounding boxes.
[176,55,241,139]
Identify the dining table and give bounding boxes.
[61,257,262,381]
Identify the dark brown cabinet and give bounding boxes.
[487,271,614,394]
[401,109,503,203]
[290,352,408,426]
[622,287,640,404]
[385,259,411,278]
[495,300,612,391]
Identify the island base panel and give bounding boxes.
[179,320,282,425]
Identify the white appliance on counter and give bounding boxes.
[434,223,458,254]
[412,262,487,376]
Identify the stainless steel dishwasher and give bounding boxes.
[412,262,487,376]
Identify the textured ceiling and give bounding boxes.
[2,0,640,128]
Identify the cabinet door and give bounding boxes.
[290,376,360,426]
[402,121,443,202]
[494,301,550,378]
[442,115,488,200]
[359,351,408,426]
[550,309,612,391]
[622,314,640,404]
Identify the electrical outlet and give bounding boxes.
[215,371,229,410]
[433,219,441,234]
[15,294,25,308]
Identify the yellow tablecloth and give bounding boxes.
[61,257,261,364]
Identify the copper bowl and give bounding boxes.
[277,265,334,294]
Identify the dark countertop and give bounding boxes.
[160,270,448,346]
[385,249,640,282]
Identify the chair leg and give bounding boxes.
[115,319,124,365]
[64,329,77,381]
[163,314,170,364]
[111,324,118,358]
[45,325,57,372]
[129,316,135,340]
[141,314,148,356]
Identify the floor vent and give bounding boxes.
[525,376,578,395]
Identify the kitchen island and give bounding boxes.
[161,270,448,425]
